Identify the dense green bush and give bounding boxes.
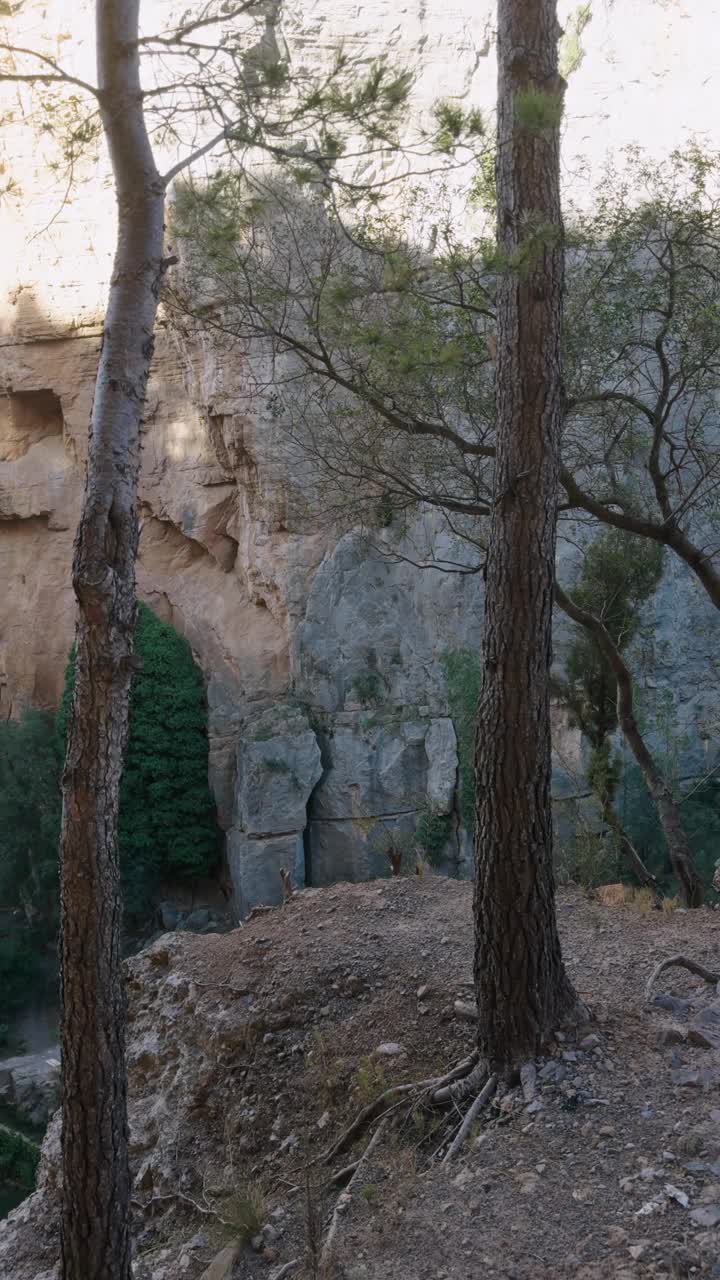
[59,603,221,917]
[0,1124,40,1194]
[620,765,720,894]
[0,604,220,1021]
[0,710,63,934]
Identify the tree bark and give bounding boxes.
[59,2,166,1275]
[473,0,577,1076]
[554,583,704,908]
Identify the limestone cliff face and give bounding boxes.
[1,0,719,913]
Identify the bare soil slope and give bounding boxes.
[3,876,720,1280]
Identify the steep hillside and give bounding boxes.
[4,877,720,1278]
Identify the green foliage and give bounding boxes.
[555,817,619,889]
[351,670,385,707]
[513,88,564,134]
[414,806,452,866]
[59,604,220,918]
[0,1126,39,1194]
[620,767,720,893]
[0,708,61,1022]
[559,4,592,79]
[432,101,485,153]
[441,649,481,831]
[0,928,46,1025]
[0,710,62,933]
[470,152,497,216]
[562,530,664,750]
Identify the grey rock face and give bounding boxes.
[0,1047,60,1127]
[227,703,322,914]
[236,704,324,836]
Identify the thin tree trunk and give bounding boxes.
[598,797,662,903]
[473,0,577,1076]
[59,2,166,1275]
[555,583,704,907]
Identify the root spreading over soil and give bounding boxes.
[4,876,720,1279]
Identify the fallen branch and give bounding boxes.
[320,1119,388,1270]
[442,1074,497,1163]
[646,954,720,1002]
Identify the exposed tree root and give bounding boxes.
[320,1119,388,1271]
[269,1263,299,1280]
[429,1051,481,1104]
[319,1077,439,1166]
[443,1074,497,1162]
[646,954,720,1001]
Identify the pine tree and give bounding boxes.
[58,603,220,918]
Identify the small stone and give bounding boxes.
[580,1034,601,1051]
[317,1110,331,1129]
[454,1000,477,1022]
[671,1066,701,1087]
[417,984,431,1000]
[653,994,690,1018]
[320,1005,331,1017]
[599,1124,616,1138]
[689,1025,720,1050]
[375,1042,406,1056]
[606,1226,628,1246]
[690,1205,720,1227]
[658,1025,687,1047]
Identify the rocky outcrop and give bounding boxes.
[227,702,323,914]
[0,1048,60,1128]
[1,0,719,914]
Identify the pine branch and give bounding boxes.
[0,43,99,97]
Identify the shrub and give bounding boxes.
[351,670,385,707]
[0,710,63,934]
[619,764,720,894]
[414,805,452,866]
[0,1126,40,1194]
[59,603,221,918]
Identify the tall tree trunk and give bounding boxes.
[555,583,704,907]
[59,2,166,1275]
[473,0,577,1076]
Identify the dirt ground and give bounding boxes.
[5,874,720,1280]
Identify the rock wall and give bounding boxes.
[1,0,719,914]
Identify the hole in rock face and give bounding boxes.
[0,389,64,461]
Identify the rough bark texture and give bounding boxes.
[473,0,577,1075]
[59,1,166,1275]
[555,583,704,908]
